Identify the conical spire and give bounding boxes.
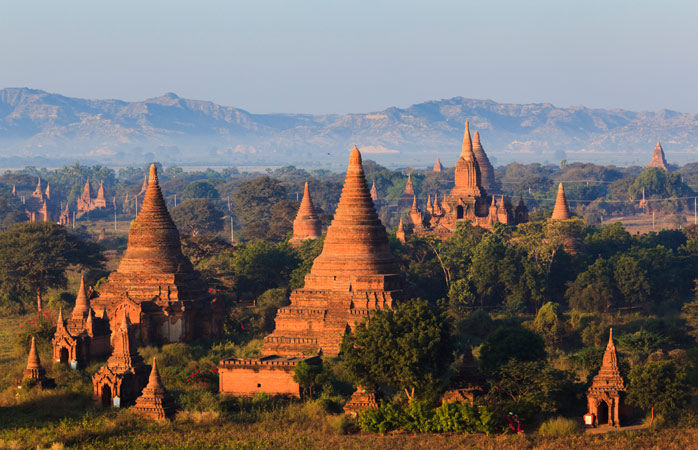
[589,328,625,391]
[139,175,148,195]
[44,183,51,199]
[97,181,105,200]
[33,178,43,197]
[107,311,144,370]
[56,308,65,331]
[291,181,322,243]
[460,121,473,158]
[370,181,379,202]
[24,336,46,379]
[12,185,15,196]
[71,276,90,320]
[81,178,91,198]
[472,130,496,191]
[148,357,163,388]
[132,357,177,419]
[304,146,400,280]
[426,195,433,211]
[648,138,668,170]
[410,195,418,212]
[433,157,444,172]
[453,121,484,197]
[551,183,571,221]
[404,174,415,195]
[117,164,191,274]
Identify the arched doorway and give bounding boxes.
[597,400,609,425]
[101,385,112,407]
[456,205,464,219]
[59,348,69,364]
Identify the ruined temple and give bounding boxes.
[131,358,177,420]
[648,138,669,171]
[401,121,525,239]
[289,182,322,246]
[92,313,149,408]
[551,183,572,221]
[77,179,107,215]
[24,178,60,222]
[344,385,380,415]
[91,164,223,345]
[52,276,111,367]
[262,146,405,357]
[587,329,628,427]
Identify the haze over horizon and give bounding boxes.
[2,0,697,115]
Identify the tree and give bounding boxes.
[566,258,617,313]
[293,361,328,400]
[341,299,453,400]
[612,254,650,306]
[627,360,690,425]
[0,223,104,310]
[182,180,219,199]
[681,281,698,340]
[231,241,299,300]
[171,199,224,236]
[532,302,564,345]
[479,325,546,373]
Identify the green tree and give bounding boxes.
[0,223,104,309]
[681,281,698,340]
[182,180,220,199]
[612,254,650,306]
[231,241,299,300]
[293,361,328,400]
[479,325,546,373]
[532,302,564,345]
[627,360,690,425]
[566,258,617,313]
[341,299,453,400]
[171,199,224,236]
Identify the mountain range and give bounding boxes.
[1,87,697,168]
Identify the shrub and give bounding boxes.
[538,416,583,437]
[358,402,407,433]
[433,401,497,434]
[14,310,57,355]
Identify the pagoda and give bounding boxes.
[289,182,322,246]
[397,173,416,210]
[92,313,149,407]
[131,358,177,420]
[52,276,111,367]
[25,178,59,222]
[262,147,405,357]
[648,138,668,171]
[77,179,107,215]
[587,329,627,427]
[551,183,572,221]
[433,157,444,173]
[19,337,55,389]
[472,131,496,192]
[91,164,223,345]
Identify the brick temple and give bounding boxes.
[90,164,223,345]
[587,329,629,427]
[289,181,322,246]
[262,146,405,357]
[648,138,669,171]
[77,179,107,215]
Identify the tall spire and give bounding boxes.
[107,312,143,370]
[82,178,91,199]
[290,181,322,244]
[97,181,105,200]
[433,157,444,173]
[24,336,46,380]
[460,121,473,158]
[648,138,668,170]
[33,178,43,197]
[132,357,177,419]
[472,130,496,191]
[591,328,625,388]
[304,146,400,280]
[551,183,571,221]
[139,175,148,195]
[71,276,90,320]
[404,173,415,195]
[44,183,51,200]
[453,121,484,197]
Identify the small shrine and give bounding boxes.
[586,329,628,427]
[343,385,380,416]
[18,337,55,389]
[131,358,177,420]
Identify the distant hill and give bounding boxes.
[1,88,697,168]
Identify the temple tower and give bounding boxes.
[551,183,572,221]
[262,146,405,356]
[398,173,416,210]
[132,358,177,420]
[648,138,668,171]
[452,121,485,198]
[290,182,322,246]
[587,329,627,427]
[433,157,444,173]
[21,337,55,388]
[472,131,496,192]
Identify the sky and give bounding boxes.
[1,0,697,114]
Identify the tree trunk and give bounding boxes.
[404,387,415,401]
[36,288,42,312]
[650,407,654,427]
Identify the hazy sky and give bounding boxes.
[2,0,697,114]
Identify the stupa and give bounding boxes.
[472,131,496,192]
[91,164,223,345]
[262,146,405,356]
[52,276,111,367]
[92,313,149,408]
[131,358,177,420]
[551,183,572,221]
[648,138,668,171]
[397,173,416,210]
[19,337,55,389]
[289,182,322,246]
[587,329,627,427]
[433,157,444,173]
[344,385,380,416]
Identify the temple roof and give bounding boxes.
[116,164,193,274]
[404,173,415,195]
[589,328,626,392]
[648,138,668,170]
[26,336,42,371]
[291,181,322,242]
[305,146,401,280]
[433,157,444,172]
[551,183,572,221]
[71,276,90,320]
[453,121,484,196]
[472,130,496,191]
[370,181,379,202]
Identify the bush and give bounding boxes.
[0,293,23,317]
[357,402,407,433]
[538,416,583,437]
[433,401,497,434]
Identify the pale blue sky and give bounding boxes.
[1,0,696,114]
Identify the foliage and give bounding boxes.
[478,325,546,373]
[341,299,453,400]
[14,310,57,354]
[537,416,583,437]
[171,199,224,236]
[293,362,329,400]
[566,258,617,313]
[532,302,564,345]
[627,360,690,417]
[182,180,220,199]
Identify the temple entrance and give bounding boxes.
[101,385,112,407]
[597,400,609,425]
[456,205,464,219]
[59,348,69,364]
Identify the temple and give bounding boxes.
[24,178,60,222]
[77,179,107,215]
[472,131,496,192]
[289,182,322,246]
[397,173,416,210]
[52,276,111,367]
[218,355,321,398]
[262,146,405,357]
[648,138,668,171]
[19,337,55,389]
[433,157,444,173]
[344,385,380,416]
[131,358,177,420]
[90,164,223,345]
[587,329,628,427]
[551,183,572,221]
[401,121,526,239]
[92,313,149,407]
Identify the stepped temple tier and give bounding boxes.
[262,146,406,357]
[91,164,224,345]
[551,183,572,221]
[289,182,322,246]
[132,358,177,420]
[52,276,111,368]
[587,329,629,427]
[648,138,669,171]
[401,121,526,239]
